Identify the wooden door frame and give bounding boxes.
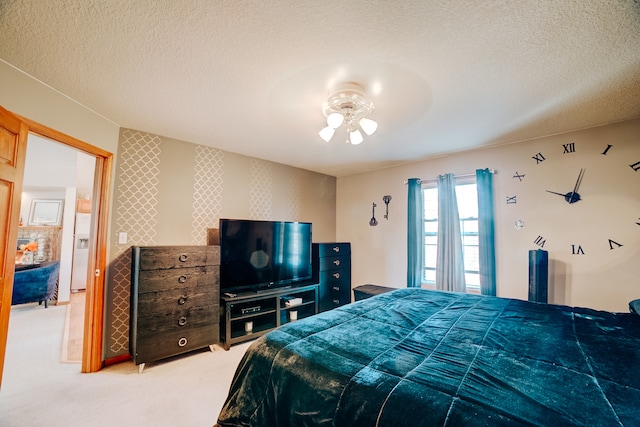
[15,115,112,373]
[0,106,28,387]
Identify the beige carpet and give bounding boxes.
[61,291,85,363]
[1,301,251,427]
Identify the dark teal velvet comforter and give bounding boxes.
[216,289,640,426]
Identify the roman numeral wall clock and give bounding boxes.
[505,139,639,266]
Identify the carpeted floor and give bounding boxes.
[0,301,251,427]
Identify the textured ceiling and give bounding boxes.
[1,0,639,177]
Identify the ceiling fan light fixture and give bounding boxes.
[359,117,378,135]
[349,129,364,145]
[319,82,376,145]
[326,112,344,129]
[319,126,336,142]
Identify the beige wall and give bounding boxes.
[337,117,640,312]
[0,60,120,154]
[109,129,336,251]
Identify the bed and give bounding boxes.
[216,288,640,426]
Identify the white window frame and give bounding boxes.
[422,178,480,293]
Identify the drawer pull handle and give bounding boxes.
[333,299,340,304]
[332,246,340,253]
[178,337,188,347]
[178,317,187,326]
[178,295,188,305]
[178,275,188,283]
[179,254,188,262]
[333,260,340,266]
[333,272,341,279]
[332,286,340,291]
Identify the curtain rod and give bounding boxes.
[404,169,497,185]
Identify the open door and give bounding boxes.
[0,106,28,387]
[0,106,113,384]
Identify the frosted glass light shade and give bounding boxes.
[349,129,364,145]
[326,112,344,129]
[359,117,378,135]
[319,126,336,142]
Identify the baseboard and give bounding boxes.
[104,353,131,366]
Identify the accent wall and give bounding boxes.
[104,128,336,359]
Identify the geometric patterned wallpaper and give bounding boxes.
[114,129,162,254]
[106,251,133,356]
[191,145,224,244]
[286,168,302,220]
[249,158,272,219]
[104,129,334,360]
[106,129,162,357]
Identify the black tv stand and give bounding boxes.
[220,283,319,350]
[255,284,291,294]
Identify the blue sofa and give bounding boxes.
[12,261,60,308]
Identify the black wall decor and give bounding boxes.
[383,195,391,219]
[369,203,378,226]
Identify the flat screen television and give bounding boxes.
[219,219,312,293]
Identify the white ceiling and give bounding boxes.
[1,1,639,177]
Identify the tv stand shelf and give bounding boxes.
[220,283,319,350]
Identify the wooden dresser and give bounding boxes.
[312,242,351,312]
[130,245,220,372]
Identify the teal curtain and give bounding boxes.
[476,168,497,296]
[435,174,466,292]
[406,178,423,288]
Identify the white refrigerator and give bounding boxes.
[71,213,91,291]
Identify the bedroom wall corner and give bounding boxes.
[104,128,336,359]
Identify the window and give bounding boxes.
[422,182,480,291]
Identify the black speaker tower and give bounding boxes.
[528,249,548,303]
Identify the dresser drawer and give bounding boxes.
[137,287,218,314]
[135,245,219,271]
[134,323,219,364]
[315,243,350,258]
[325,281,350,299]
[318,268,350,287]
[136,267,219,293]
[318,255,349,271]
[321,295,350,310]
[135,304,219,339]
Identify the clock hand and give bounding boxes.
[568,168,585,204]
[545,190,567,197]
[545,189,581,204]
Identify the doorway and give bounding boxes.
[10,133,96,365]
[0,108,113,383]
